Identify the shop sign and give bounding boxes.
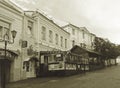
[0,50,12,59]
[27,45,38,56]
[56,54,61,57]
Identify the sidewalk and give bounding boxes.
[7,76,70,88]
[6,64,120,88]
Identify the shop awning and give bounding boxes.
[0,48,19,56]
[0,48,18,61]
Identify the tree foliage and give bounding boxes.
[94,37,120,59]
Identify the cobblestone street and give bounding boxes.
[7,64,120,88]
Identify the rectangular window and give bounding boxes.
[61,36,63,47]
[49,30,53,43]
[0,20,10,39]
[65,39,67,48]
[72,29,75,35]
[0,26,2,38]
[90,35,92,42]
[27,21,33,35]
[4,27,9,35]
[55,34,58,45]
[82,30,85,39]
[41,26,46,40]
[72,40,75,47]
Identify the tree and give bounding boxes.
[94,37,120,66]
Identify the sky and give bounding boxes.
[10,0,120,44]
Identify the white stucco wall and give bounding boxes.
[33,12,70,51]
[63,25,95,50]
[0,0,23,82]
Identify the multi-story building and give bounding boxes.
[62,23,81,49]
[0,0,98,83]
[62,24,99,71]
[23,11,70,51]
[62,24,95,50]
[79,27,96,50]
[21,11,70,78]
[0,0,23,83]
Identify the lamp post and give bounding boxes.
[1,30,17,88]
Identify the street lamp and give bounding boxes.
[1,30,17,88]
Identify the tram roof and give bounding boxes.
[40,51,68,55]
[70,45,101,57]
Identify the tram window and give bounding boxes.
[49,57,52,62]
[55,57,61,61]
[55,54,63,61]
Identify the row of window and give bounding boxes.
[27,20,94,49]
[72,28,93,40]
[27,21,68,48]
[72,28,85,39]
[41,26,67,48]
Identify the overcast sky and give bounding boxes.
[10,0,120,44]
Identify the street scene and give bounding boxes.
[6,64,120,88]
[1,0,120,88]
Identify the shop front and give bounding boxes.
[23,56,39,78]
[0,49,18,88]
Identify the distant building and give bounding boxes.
[62,24,96,50]
[62,23,80,49]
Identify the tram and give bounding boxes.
[38,45,101,76]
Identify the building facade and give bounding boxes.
[0,0,98,83]
[0,0,23,83]
[21,11,70,79]
[32,11,70,51]
[62,24,95,50]
[62,24,80,49]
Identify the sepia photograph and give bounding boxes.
[0,0,120,88]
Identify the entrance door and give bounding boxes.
[0,59,11,88]
[39,56,48,76]
[44,56,48,72]
[26,60,37,78]
[0,59,4,88]
[5,60,11,83]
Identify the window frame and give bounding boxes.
[60,36,63,47]
[41,26,46,40]
[49,30,53,43]
[65,39,67,48]
[55,33,58,45]
[0,20,10,40]
[27,20,33,35]
[72,28,75,35]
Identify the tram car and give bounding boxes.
[39,50,89,76]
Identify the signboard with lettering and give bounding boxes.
[22,41,27,48]
[0,50,13,60]
[27,45,38,56]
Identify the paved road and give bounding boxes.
[7,64,120,88]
